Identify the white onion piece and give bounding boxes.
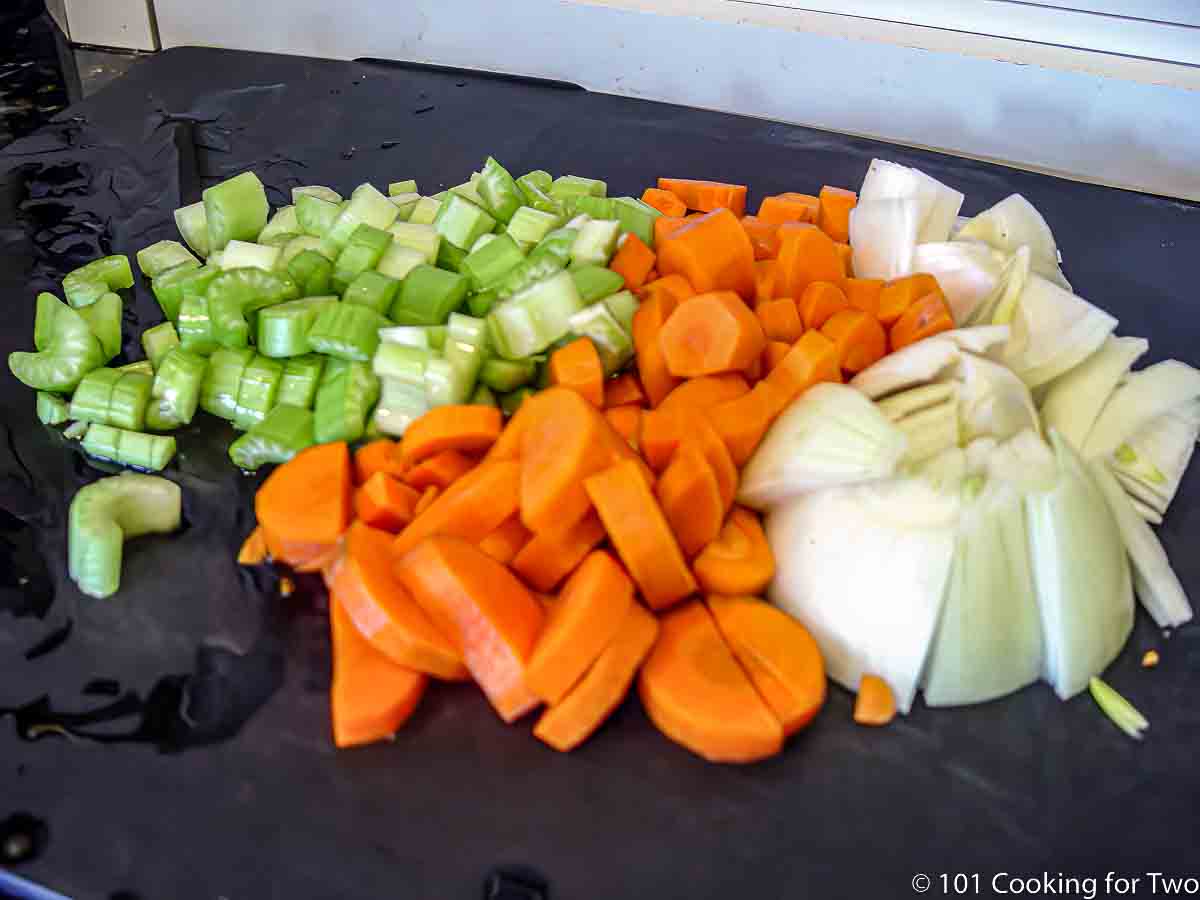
[956,353,1040,444]
[849,197,918,280]
[1039,336,1149,452]
[851,326,1010,399]
[911,242,1004,324]
[1084,361,1200,459]
[955,193,1068,287]
[1108,402,1200,517]
[859,159,964,243]
[1003,274,1116,388]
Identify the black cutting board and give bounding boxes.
[1,47,1198,900]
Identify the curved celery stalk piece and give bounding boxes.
[233,355,284,430]
[200,348,255,421]
[81,424,176,472]
[228,404,314,471]
[37,391,69,425]
[137,240,199,278]
[68,472,181,598]
[9,293,104,392]
[141,321,180,370]
[477,157,523,224]
[206,267,300,348]
[203,171,269,252]
[63,255,134,309]
[293,185,343,205]
[314,360,379,443]
[174,201,211,258]
[77,291,123,361]
[147,347,207,429]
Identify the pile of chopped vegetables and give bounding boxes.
[16,154,1188,759]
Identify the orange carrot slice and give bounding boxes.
[877,273,941,327]
[687,416,738,511]
[354,471,422,533]
[641,187,687,217]
[548,337,605,408]
[774,223,844,300]
[604,372,646,408]
[889,290,954,351]
[756,297,804,343]
[761,340,792,374]
[477,515,532,566]
[255,442,352,567]
[237,526,267,565]
[403,448,475,490]
[816,185,857,243]
[632,291,683,408]
[604,404,643,450]
[640,374,750,470]
[413,485,439,517]
[844,277,885,318]
[757,192,819,226]
[765,329,842,406]
[657,178,747,217]
[392,460,521,556]
[693,507,775,596]
[797,281,850,330]
[834,242,854,277]
[754,259,777,308]
[609,233,656,290]
[706,381,788,466]
[399,404,502,464]
[395,536,545,723]
[656,441,724,557]
[821,308,888,374]
[656,208,755,301]
[638,600,782,763]
[354,439,406,485]
[511,511,607,593]
[659,291,766,377]
[637,273,694,307]
[654,215,688,246]
[740,215,781,260]
[854,674,897,726]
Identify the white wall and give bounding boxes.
[147,0,1200,200]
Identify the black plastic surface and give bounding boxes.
[1,47,1199,899]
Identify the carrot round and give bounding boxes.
[797,281,850,330]
[396,535,545,723]
[524,550,635,705]
[255,441,353,566]
[656,441,724,557]
[761,340,791,375]
[706,381,787,466]
[877,273,941,327]
[584,460,697,610]
[659,291,766,378]
[889,290,954,351]
[765,329,842,406]
[609,233,656,290]
[686,417,738,511]
[816,185,857,243]
[548,337,605,408]
[844,277,884,318]
[534,601,659,752]
[261,530,341,574]
[604,404,642,450]
[654,215,688,246]
[657,178,747,217]
[354,471,422,533]
[834,242,854,277]
[740,216,781,260]
[821,308,887,374]
[854,673,897,726]
[693,507,775,596]
[756,297,803,343]
[638,600,782,763]
[403,448,475,490]
[706,596,826,736]
[637,273,694,307]
[757,192,819,226]
[332,521,467,680]
[330,591,427,748]
[603,372,645,408]
[392,459,521,556]
[399,404,502,464]
[413,485,439,517]
[511,510,607,593]
[354,439,406,485]
[656,208,755,301]
[754,259,777,308]
[774,223,844,300]
[478,515,532,565]
[641,187,687,217]
[641,374,749,470]
[237,526,267,566]
[632,291,683,408]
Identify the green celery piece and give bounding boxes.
[467,289,499,318]
[307,304,382,361]
[471,233,499,253]
[206,267,300,348]
[388,222,441,264]
[137,240,199,278]
[233,354,284,430]
[204,172,269,253]
[571,266,624,304]
[407,197,441,226]
[427,326,447,351]
[477,157,523,224]
[528,227,579,267]
[77,291,123,361]
[436,240,469,274]
[440,312,488,403]
[37,391,69,425]
[479,357,536,393]
[334,224,392,291]
[496,253,566,301]
[293,186,342,205]
[516,171,562,214]
[488,269,585,359]
[373,343,431,384]
[603,290,640,335]
[228,404,315,471]
[471,384,498,407]
[258,205,300,245]
[282,236,336,268]
[570,195,615,219]
[389,192,421,221]
[434,194,496,251]
[81,425,175,472]
[551,175,607,201]
[63,421,88,440]
[520,170,553,192]
[343,271,400,316]
[314,360,379,443]
[378,325,432,349]
[152,264,219,323]
[177,294,218,356]
[63,255,134,309]
[9,293,104,392]
[373,376,428,437]
[201,347,255,421]
[147,347,207,428]
[568,304,633,375]
[388,180,418,196]
[174,201,211,258]
[499,387,536,416]
[106,371,153,431]
[118,361,155,377]
[325,183,399,248]
[613,196,662,247]
[296,193,343,238]
[423,357,472,407]
[141,321,181,369]
[277,354,326,409]
[377,243,426,281]
[449,177,486,207]
[1089,676,1149,739]
[287,249,333,296]
[506,207,563,248]
[68,473,181,598]
[390,265,468,326]
[570,219,621,267]
[79,421,120,460]
[218,240,281,271]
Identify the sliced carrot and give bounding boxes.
[740,215,781,260]
[511,511,607,593]
[609,233,656,290]
[403,448,475,491]
[654,215,688,246]
[844,277,885,318]
[354,471,422,533]
[604,404,643,450]
[656,441,724,557]
[330,591,427,748]
[641,374,750,470]
[659,373,750,415]
[354,439,406,485]
[761,340,792,375]
[686,416,738,511]
[821,308,888,374]
[392,460,520,556]
[889,290,954,351]
[519,387,614,532]
[237,526,267,565]
[255,442,352,568]
[637,273,694,307]
[816,185,857,243]
[756,297,804,343]
[604,372,646,408]
[757,192,818,226]
[659,291,766,377]
[693,507,775,596]
[477,515,532,565]
[641,187,687,217]
[877,273,942,327]
[797,280,850,330]
[395,536,545,723]
[645,268,659,282]
[524,550,635,705]
[413,485,439,517]
[764,330,843,406]
[534,601,659,752]
[774,223,844,300]
[744,353,764,383]
[707,596,826,736]
[657,178,747,217]
[632,291,683,408]
[656,208,755,301]
[332,521,466,680]
[548,337,605,408]
[834,242,854,277]
[482,395,537,463]
[638,600,782,763]
[399,404,501,465]
[260,529,341,574]
[754,259,777,308]
[706,381,787,466]
[584,460,697,610]
[854,674,897,726]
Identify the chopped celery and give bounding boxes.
[507,207,563,248]
[63,421,88,440]
[551,174,607,201]
[63,255,134,308]
[378,325,433,349]
[77,291,123,361]
[570,195,615,219]
[109,371,154,431]
[435,194,496,250]
[390,265,468,326]
[479,357,536,392]
[281,236,336,268]
[141,321,180,369]
[519,170,553,192]
[137,240,199,278]
[388,222,441,264]
[333,223,393,291]
[612,196,661,247]
[68,472,181,598]
[174,201,211,258]
[468,289,499,318]
[424,357,473,407]
[287,249,333,296]
[488,270,585,359]
[296,193,343,237]
[496,254,567,300]
[258,206,300,246]
[389,193,421,222]
[37,391,69,425]
[603,289,640,334]
[152,264,219,323]
[343,271,400,315]
[571,219,621,267]
[477,157,523,224]
[314,360,379,443]
[206,267,300,348]
[228,404,315,471]
[219,240,280,271]
[118,361,155,377]
[68,368,122,424]
[407,196,441,225]
[571,266,624,303]
[177,294,218,356]
[307,304,381,361]
[569,304,634,375]
[325,183,399,248]
[517,171,562,215]
[234,354,284,430]
[201,347,255,421]
[471,384,498,407]
[81,424,176,472]
[377,243,426,281]
[471,234,499,253]
[293,185,343,205]
[203,171,269,252]
[529,227,579,267]
[277,354,325,409]
[436,240,470,273]
[147,348,206,429]
[373,343,431,383]
[9,293,103,392]
[442,312,488,402]
[388,180,418,196]
[500,387,536,415]
[373,376,428,437]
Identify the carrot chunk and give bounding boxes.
[797,281,850,330]
[754,259,777,308]
[392,460,521,556]
[659,291,766,377]
[604,372,646,408]
[816,185,857,243]
[354,439,406,485]
[889,291,954,351]
[641,187,687,217]
[656,441,725,557]
[844,277,885,318]
[761,340,792,375]
[821,308,888,374]
[706,381,788,466]
[657,178,748,217]
[765,329,843,407]
[740,215,781,260]
[757,192,818,226]
[604,404,643,450]
[693,507,775,596]
[609,233,656,290]
[477,515,533,566]
[756,297,804,343]
[854,674,897,726]
[404,448,475,490]
[399,404,502,464]
[877,273,941,327]
[632,291,683,408]
[511,511,607,593]
[354,471,422,533]
[656,208,755,301]
[774,223,844,300]
[548,337,605,408]
[255,442,353,568]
